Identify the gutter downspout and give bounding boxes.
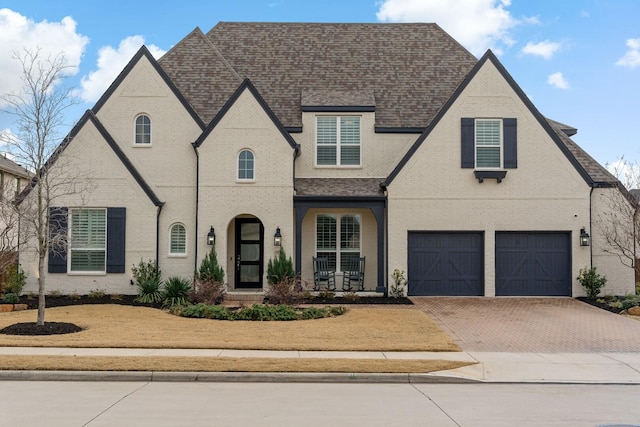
[589,186,594,266]
[292,144,300,272]
[192,142,200,275]
[156,203,164,269]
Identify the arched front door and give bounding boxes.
[234,218,264,289]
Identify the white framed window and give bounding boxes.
[316,214,361,272]
[475,119,502,169]
[69,208,106,273]
[316,116,361,167]
[237,149,255,181]
[169,223,187,256]
[134,114,151,145]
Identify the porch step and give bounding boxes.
[224,292,265,305]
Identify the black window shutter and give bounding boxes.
[48,207,68,273]
[503,118,517,169]
[106,207,126,273]
[461,118,475,168]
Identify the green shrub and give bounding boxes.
[577,266,607,299]
[266,248,295,285]
[177,303,345,321]
[3,293,19,304]
[4,264,26,295]
[198,246,224,282]
[163,277,192,307]
[132,260,163,304]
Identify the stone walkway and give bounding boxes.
[410,297,640,353]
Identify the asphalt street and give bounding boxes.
[1,381,639,426]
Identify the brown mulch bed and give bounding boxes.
[0,321,82,335]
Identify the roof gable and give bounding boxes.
[18,110,163,207]
[92,45,204,130]
[384,50,610,188]
[194,78,298,150]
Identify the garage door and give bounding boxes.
[495,232,571,296]
[408,232,484,296]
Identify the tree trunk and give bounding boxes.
[37,252,46,326]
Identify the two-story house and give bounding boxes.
[18,22,636,297]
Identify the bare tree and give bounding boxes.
[0,48,86,325]
[597,157,640,279]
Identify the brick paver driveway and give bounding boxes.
[411,297,640,352]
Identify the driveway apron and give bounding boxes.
[411,297,640,352]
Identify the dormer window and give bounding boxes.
[135,114,151,145]
[316,116,361,167]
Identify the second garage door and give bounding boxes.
[408,232,484,296]
[495,232,571,296]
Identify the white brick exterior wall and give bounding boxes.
[294,112,416,178]
[196,88,295,289]
[20,120,158,295]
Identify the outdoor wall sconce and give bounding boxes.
[207,226,215,246]
[580,227,590,247]
[274,227,282,247]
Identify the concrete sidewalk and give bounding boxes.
[1,347,640,384]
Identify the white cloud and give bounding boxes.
[0,8,89,107]
[79,36,166,103]
[376,0,521,56]
[521,40,561,60]
[547,72,569,89]
[616,38,640,69]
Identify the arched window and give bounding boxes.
[135,114,151,144]
[169,223,186,255]
[238,149,254,180]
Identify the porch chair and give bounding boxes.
[342,256,366,291]
[312,257,336,291]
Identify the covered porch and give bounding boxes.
[293,178,386,294]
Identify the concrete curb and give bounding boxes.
[0,370,481,383]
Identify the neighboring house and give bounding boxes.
[0,154,31,285]
[0,155,30,200]
[18,22,636,297]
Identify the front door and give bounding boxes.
[234,218,264,289]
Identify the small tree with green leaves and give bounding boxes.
[577,266,607,299]
[266,248,295,285]
[198,245,224,282]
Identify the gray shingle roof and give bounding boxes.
[0,155,31,179]
[158,22,616,191]
[546,120,618,185]
[296,178,384,197]
[159,22,477,129]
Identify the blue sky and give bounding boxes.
[1,0,639,169]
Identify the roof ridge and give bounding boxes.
[159,26,204,64]
[200,28,242,81]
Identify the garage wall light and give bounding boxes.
[579,227,590,247]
